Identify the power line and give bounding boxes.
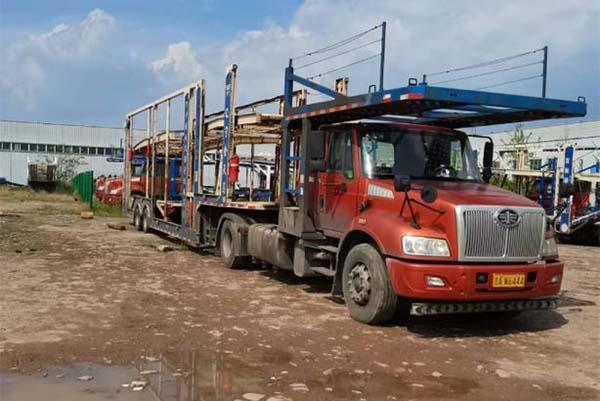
[426,47,544,77]
[431,61,542,85]
[295,39,381,70]
[293,24,382,61]
[307,54,380,80]
[476,74,542,90]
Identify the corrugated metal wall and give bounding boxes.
[0,119,125,184]
[0,119,123,146]
[470,120,600,169]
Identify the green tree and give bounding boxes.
[45,154,86,182]
[502,123,533,146]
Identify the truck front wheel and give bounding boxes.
[342,243,398,324]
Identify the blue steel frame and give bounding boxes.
[280,50,587,233]
[282,73,587,129]
[559,146,574,233]
[537,158,557,211]
[220,65,236,202]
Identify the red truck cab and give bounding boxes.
[310,122,560,323]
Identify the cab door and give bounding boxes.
[316,129,359,235]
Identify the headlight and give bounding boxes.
[402,236,450,257]
[541,237,559,258]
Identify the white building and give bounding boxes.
[471,119,600,172]
[0,120,124,185]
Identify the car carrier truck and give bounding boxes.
[123,44,586,324]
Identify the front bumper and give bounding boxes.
[410,297,559,316]
[386,257,563,301]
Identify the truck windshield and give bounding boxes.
[360,129,481,181]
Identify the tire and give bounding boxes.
[142,206,151,233]
[342,243,398,324]
[133,204,143,231]
[130,201,138,225]
[219,220,247,269]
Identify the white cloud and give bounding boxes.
[153,0,598,112]
[0,8,115,108]
[150,41,203,85]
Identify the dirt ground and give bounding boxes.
[0,189,599,401]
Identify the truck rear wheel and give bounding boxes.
[133,204,143,231]
[142,206,151,233]
[342,243,398,324]
[219,220,247,269]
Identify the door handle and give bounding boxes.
[339,182,347,193]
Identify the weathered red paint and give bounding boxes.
[313,123,561,302]
[386,258,562,300]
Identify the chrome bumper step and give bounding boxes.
[410,297,559,316]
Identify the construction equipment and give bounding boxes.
[124,27,587,324]
[493,145,600,242]
[27,158,57,192]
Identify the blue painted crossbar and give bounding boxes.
[284,83,587,129]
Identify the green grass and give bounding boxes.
[0,187,75,203]
[0,187,122,217]
[92,201,123,217]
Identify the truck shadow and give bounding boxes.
[258,269,334,294]
[401,292,596,337]
[256,270,590,338]
[403,310,569,338]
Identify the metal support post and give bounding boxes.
[145,111,151,197]
[151,106,157,201]
[123,117,132,212]
[250,144,255,201]
[542,46,548,98]
[379,21,386,92]
[220,64,237,202]
[164,100,170,219]
[559,146,574,233]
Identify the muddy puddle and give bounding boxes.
[0,363,152,401]
[1,350,303,401]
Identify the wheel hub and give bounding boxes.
[347,262,371,305]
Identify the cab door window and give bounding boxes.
[327,130,354,179]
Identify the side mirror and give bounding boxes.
[420,185,438,203]
[482,141,494,183]
[394,174,411,192]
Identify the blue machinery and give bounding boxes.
[495,145,600,236]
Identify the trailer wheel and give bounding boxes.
[342,243,397,324]
[219,220,246,269]
[142,206,151,233]
[133,204,143,231]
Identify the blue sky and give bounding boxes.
[0,0,598,127]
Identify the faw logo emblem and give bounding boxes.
[495,209,521,228]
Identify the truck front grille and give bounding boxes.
[456,206,545,262]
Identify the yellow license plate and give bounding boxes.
[492,273,526,288]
